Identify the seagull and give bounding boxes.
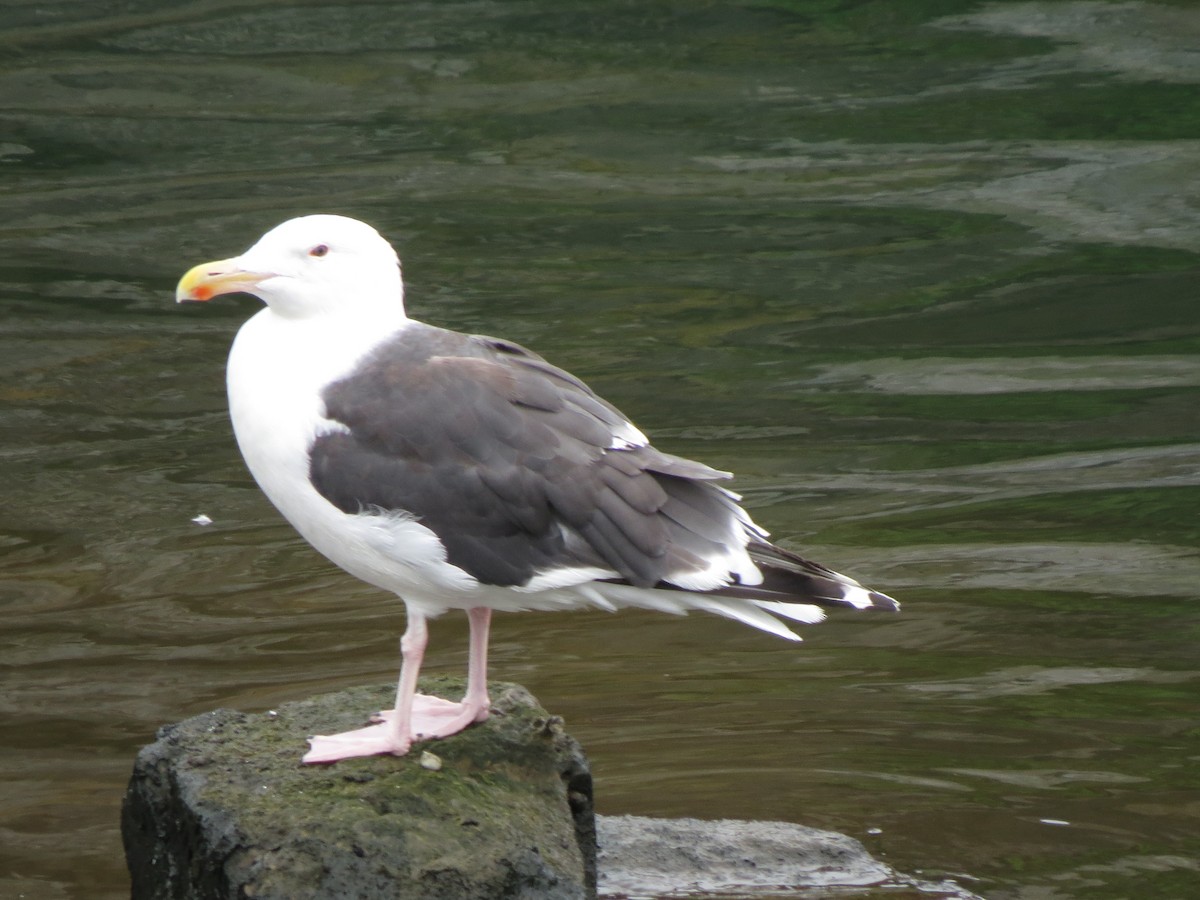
[176,214,898,764]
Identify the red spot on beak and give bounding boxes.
[192,284,214,302]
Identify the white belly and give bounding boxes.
[225,308,478,606]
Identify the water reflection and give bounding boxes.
[2,2,1199,899]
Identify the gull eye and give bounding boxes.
[309,244,330,258]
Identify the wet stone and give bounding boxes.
[597,816,983,899]
[121,679,595,900]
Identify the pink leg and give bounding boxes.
[302,608,429,764]
[302,607,492,764]
[461,606,492,723]
[373,606,491,738]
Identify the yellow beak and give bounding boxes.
[175,257,270,303]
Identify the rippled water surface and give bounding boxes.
[2,2,1198,898]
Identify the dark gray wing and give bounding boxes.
[309,326,743,588]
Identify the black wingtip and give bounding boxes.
[870,590,901,612]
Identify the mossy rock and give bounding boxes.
[122,679,595,899]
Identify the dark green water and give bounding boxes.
[2,2,1198,898]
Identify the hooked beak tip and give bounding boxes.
[175,258,266,304]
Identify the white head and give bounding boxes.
[176,214,405,319]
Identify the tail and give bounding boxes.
[716,540,900,612]
[623,538,898,642]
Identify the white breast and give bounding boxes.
[225,308,478,603]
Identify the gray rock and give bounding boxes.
[596,815,983,898]
[122,679,595,900]
[597,815,889,896]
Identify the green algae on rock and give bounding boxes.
[122,679,595,900]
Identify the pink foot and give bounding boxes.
[302,721,411,764]
[301,692,490,765]
[373,692,490,740]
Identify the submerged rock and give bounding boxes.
[597,815,983,899]
[597,814,890,895]
[122,679,594,900]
